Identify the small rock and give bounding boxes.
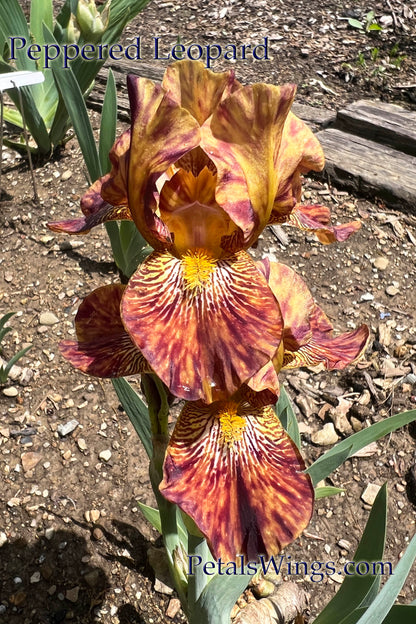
[62,450,72,461]
[350,417,363,432]
[30,571,41,583]
[77,438,87,451]
[337,538,351,551]
[44,527,55,540]
[39,311,59,325]
[360,292,374,302]
[9,590,26,606]
[21,451,42,472]
[361,483,381,506]
[92,527,104,540]
[61,169,73,181]
[311,423,339,446]
[332,573,344,584]
[66,586,80,603]
[57,419,79,437]
[385,285,399,296]
[166,598,181,618]
[373,256,389,271]
[90,509,100,523]
[0,531,8,547]
[99,449,112,462]
[4,272,13,283]
[3,386,18,397]
[84,569,101,588]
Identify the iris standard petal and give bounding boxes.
[200,83,296,248]
[121,250,283,403]
[60,284,149,377]
[160,400,314,560]
[127,75,201,250]
[162,59,240,125]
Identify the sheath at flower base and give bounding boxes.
[48,60,359,404]
[159,263,369,561]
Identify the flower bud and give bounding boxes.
[64,14,81,44]
[76,0,111,43]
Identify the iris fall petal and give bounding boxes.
[160,400,314,560]
[60,284,149,377]
[121,250,283,403]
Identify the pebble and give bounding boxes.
[2,386,18,397]
[66,586,80,603]
[385,285,399,296]
[84,569,101,587]
[44,527,55,540]
[361,483,381,506]
[373,256,389,270]
[61,169,73,181]
[39,311,59,325]
[99,449,112,462]
[0,531,7,547]
[30,571,41,583]
[337,539,351,551]
[77,438,87,451]
[21,451,42,472]
[92,527,104,540]
[57,419,79,437]
[84,509,101,523]
[360,292,374,302]
[311,423,339,446]
[166,598,181,618]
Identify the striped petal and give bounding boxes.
[160,401,314,560]
[127,75,201,250]
[270,113,324,223]
[121,250,283,403]
[200,83,296,248]
[60,284,149,377]
[48,174,133,234]
[266,262,369,369]
[287,204,362,244]
[162,59,240,125]
[100,128,131,207]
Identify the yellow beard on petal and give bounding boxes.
[181,248,217,294]
[215,401,246,446]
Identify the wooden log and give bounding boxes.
[316,128,416,211]
[336,100,416,157]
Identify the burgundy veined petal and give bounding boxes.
[160,401,314,561]
[121,250,283,403]
[265,262,369,370]
[48,204,132,234]
[60,284,150,378]
[127,75,201,250]
[200,83,296,249]
[287,204,362,244]
[162,59,241,125]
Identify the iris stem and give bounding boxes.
[143,374,189,614]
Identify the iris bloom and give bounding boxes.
[60,261,368,560]
[49,61,361,404]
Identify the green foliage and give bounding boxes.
[0,0,151,155]
[0,312,32,384]
[348,11,383,33]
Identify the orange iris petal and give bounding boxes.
[287,204,362,244]
[160,400,314,560]
[60,284,149,378]
[121,250,283,403]
[266,262,369,369]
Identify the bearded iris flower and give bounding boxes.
[49,61,360,404]
[59,260,368,560]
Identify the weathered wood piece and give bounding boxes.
[337,100,416,157]
[316,128,416,211]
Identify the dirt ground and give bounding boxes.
[1,1,416,623]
